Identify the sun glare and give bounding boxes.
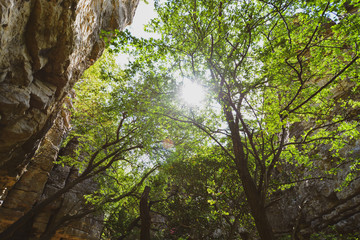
[180,79,206,106]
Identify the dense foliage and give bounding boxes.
[1,1,360,240]
[67,0,360,239]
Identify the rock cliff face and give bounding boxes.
[268,145,360,237]
[267,85,360,237]
[0,0,138,188]
[0,0,138,238]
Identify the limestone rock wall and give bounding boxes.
[268,150,360,237]
[0,0,139,190]
[267,87,360,237]
[0,111,104,239]
[32,161,103,240]
[0,98,72,237]
[0,0,139,238]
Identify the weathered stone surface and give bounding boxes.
[0,99,70,232]
[268,98,360,237]
[29,164,103,240]
[0,0,139,185]
[268,176,360,236]
[0,101,103,238]
[29,79,57,110]
[0,208,24,231]
[0,1,138,238]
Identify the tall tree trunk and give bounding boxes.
[237,165,274,240]
[140,186,151,240]
[224,105,275,240]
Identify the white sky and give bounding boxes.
[180,78,206,107]
[116,0,158,67]
[128,0,158,38]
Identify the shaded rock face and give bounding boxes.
[0,0,139,186]
[267,88,360,237]
[268,161,360,238]
[30,152,104,240]
[0,119,103,239]
[0,0,139,238]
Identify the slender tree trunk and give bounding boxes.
[238,168,274,240]
[140,186,151,240]
[224,106,275,240]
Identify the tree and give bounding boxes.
[140,186,151,240]
[111,0,360,238]
[0,52,158,240]
[154,146,253,240]
[91,53,216,240]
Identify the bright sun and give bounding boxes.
[180,79,206,106]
